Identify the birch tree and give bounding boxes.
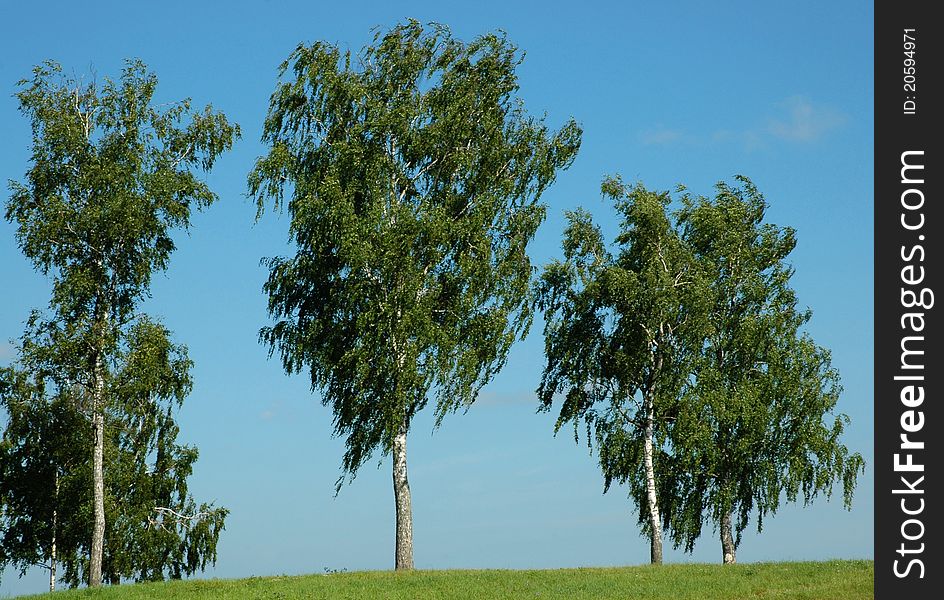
[4,59,238,587]
[658,177,864,564]
[0,355,84,592]
[0,317,228,588]
[537,177,708,564]
[249,21,581,570]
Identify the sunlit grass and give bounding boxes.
[17,560,872,600]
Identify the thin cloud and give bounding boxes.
[259,399,283,421]
[638,96,846,150]
[766,95,847,142]
[639,127,688,146]
[0,343,13,361]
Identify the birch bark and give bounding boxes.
[642,392,663,565]
[721,511,736,564]
[89,347,106,587]
[392,417,414,570]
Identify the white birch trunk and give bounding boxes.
[721,511,737,564]
[643,393,663,565]
[392,418,414,570]
[49,510,57,592]
[49,472,58,592]
[89,349,106,587]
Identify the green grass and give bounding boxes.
[16,560,873,600]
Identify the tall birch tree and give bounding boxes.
[537,177,708,564]
[249,21,581,570]
[658,177,864,564]
[4,59,238,587]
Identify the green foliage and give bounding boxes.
[100,319,228,585]
[0,361,86,581]
[658,176,864,553]
[249,20,581,483]
[538,175,862,559]
[537,177,708,532]
[1,319,228,587]
[7,59,239,328]
[11,561,874,600]
[2,59,237,587]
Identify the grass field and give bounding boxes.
[15,560,873,600]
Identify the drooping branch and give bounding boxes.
[148,506,214,531]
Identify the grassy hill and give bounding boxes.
[16,560,873,600]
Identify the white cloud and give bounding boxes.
[638,96,846,150]
[766,95,847,142]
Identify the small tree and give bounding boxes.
[249,21,581,570]
[659,177,863,564]
[0,355,85,592]
[101,317,228,585]
[537,178,708,564]
[0,317,228,589]
[4,59,238,587]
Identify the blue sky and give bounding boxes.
[1,1,873,595]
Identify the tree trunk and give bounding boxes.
[49,509,57,592]
[50,474,58,592]
[392,418,414,570]
[643,394,663,565]
[720,511,736,564]
[89,351,106,587]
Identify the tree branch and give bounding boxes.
[148,506,214,531]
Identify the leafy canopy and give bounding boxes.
[2,58,238,587]
[537,178,709,529]
[0,318,227,586]
[658,177,864,553]
[7,59,238,329]
[249,20,581,482]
